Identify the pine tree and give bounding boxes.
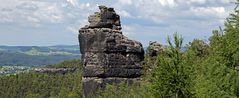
[203,1,239,96]
[151,33,193,98]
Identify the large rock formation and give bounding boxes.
[79,6,144,98]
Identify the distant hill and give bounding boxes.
[0,45,80,66]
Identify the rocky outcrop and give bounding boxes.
[79,6,144,98]
[34,68,76,74]
[148,41,163,57]
[84,5,121,30]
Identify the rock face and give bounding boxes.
[79,6,144,98]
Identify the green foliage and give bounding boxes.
[183,39,210,96]
[208,1,239,69]
[46,59,81,68]
[143,47,157,77]
[151,33,193,98]
[95,82,154,98]
[205,2,239,96]
[0,60,82,98]
[186,39,209,57]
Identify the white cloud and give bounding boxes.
[187,0,206,4]
[67,19,88,34]
[216,0,234,4]
[117,10,133,18]
[111,0,233,46]
[191,7,226,18]
[66,0,79,7]
[26,16,40,23]
[0,0,94,25]
[86,3,90,7]
[119,0,133,5]
[121,25,135,36]
[114,0,232,23]
[0,1,63,24]
[0,0,235,45]
[158,0,176,7]
[0,0,19,8]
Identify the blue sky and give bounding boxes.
[0,0,235,46]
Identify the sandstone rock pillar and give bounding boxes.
[78,6,144,98]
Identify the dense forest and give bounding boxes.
[1,1,239,98]
[0,60,82,98]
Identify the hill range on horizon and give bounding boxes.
[0,45,80,66]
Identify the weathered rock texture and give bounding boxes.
[79,6,144,98]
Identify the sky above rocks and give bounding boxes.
[0,0,235,46]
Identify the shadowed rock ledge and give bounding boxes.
[78,5,144,98]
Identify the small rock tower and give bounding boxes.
[79,5,144,98]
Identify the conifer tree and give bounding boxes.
[151,33,193,98]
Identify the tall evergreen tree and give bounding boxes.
[204,1,239,96]
[151,33,193,98]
